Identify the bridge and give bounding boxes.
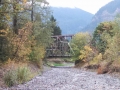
[46,34,75,57]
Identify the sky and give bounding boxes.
[46,0,113,14]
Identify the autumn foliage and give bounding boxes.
[0,0,54,87]
[72,16,120,74]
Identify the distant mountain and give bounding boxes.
[83,0,120,33]
[51,7,93,35]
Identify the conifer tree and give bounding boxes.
[50,15,62,35]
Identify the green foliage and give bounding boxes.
[53,63,64,67]
[29,46,45,68]
[90,16,120,72]
[4,66,31,87]
[92,22,114,53]
[16,67,31,84]
[53,26,61,35]
[0,1,54,87]
[89,53,102,65]
[0,0,53,66]
[0,36,10,61]
[4,70,17,87]
[30,7,53,67]
[33,20,53,47]
[97,18,120,62]
[70,32,91,61]
[0,0,11,62]
[104,30,120,61]
[50,15,62,35]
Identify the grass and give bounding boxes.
[4,70,17,87]
[46,60,74,67]
[4,66,32,87]
[47,62,64,66]
[53,63,64,67]
[0,59,42,88]
[16,67,31,84]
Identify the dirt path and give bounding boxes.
[3,68,120,90]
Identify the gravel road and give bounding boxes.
[3,68,120,90]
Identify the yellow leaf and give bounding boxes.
[23,0,27,3]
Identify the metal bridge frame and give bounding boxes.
[46,35,74,57]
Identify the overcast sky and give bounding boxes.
[47,0,113,14]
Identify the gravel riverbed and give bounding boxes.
[2,67,120,90]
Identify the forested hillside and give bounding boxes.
[83,0,120,33]
[51,7,93,34]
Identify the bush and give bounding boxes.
[89,53,102,65]
[79,46,94,62]
[28,46,45,69]
[70,32,91,61]
[109,59,120,72]
[4,66,31,87]
[16,67,31,84]
[97,60,112,74]
[4,70,17,87]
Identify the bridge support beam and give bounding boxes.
[46,35,74,57]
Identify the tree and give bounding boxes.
[90,17,120,72]
[79,46,94,62]
[0,0,11,61]
[29,0,49,22]
[70,32,91,61]
[0,0,53,65]
[50,15,61,35]
[92,22,114,53]
[102,17,120,62]
[27,0,54,67]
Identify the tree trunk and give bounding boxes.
[13,14,18,34]
[31,0,34,22]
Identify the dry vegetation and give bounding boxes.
[0,59,41,88]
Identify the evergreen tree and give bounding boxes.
[0,0,11,61]
[50,15,61,35]
[92,22,113,53]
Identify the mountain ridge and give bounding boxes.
[82,0,120,33]
[51,7,93,34]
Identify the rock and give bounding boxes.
[97,65,108,74]
[3,68,120,90]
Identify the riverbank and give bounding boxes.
[3,67,120,90]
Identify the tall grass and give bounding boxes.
[4,66,32,87]
[16,67,31,84]
[4,70,17,87]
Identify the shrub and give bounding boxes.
[109,58,120,72]
[4,70,17,87]
[97,60,112,74]
[4,66,31,87]
[16,67,31,84]
[70,32,91,61]
[29,46,45,69]
[79,46,93,62]
[89,53,102,65]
